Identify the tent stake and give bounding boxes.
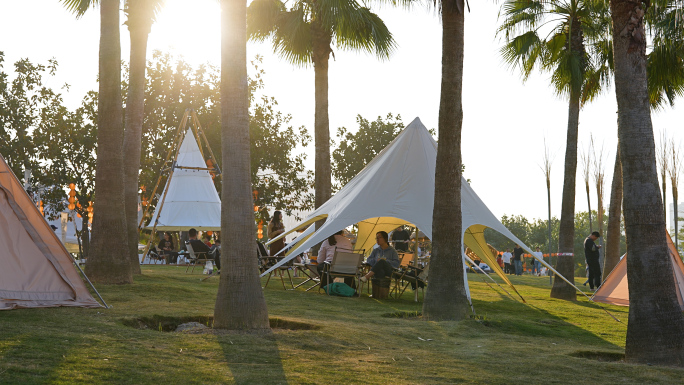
[73,260,109,309]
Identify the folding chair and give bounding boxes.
[292,263,321,291]
[262,256,295,290]
[148,246,165,264]
[394,262,430,300]
[185,241,209,273]
[390,253,414,297]
[321,250,364,295]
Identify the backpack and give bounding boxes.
[323,282,356,297]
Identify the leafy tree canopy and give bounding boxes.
[0,52,314,223]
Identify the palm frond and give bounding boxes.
[333,7,396,58]
[272,7,313,66]
[247,0,287,41]
[500,31,545,80]
[648,41,684,109]
[60,0,97,18]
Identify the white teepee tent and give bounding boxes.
[263,118,578,298]
[592,233,684,310]
[0,154,101,310]
[145,128,221,231]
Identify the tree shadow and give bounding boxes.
[217,332,288,385]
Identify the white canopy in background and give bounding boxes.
[145,128,221,231]
[263,117,581,300]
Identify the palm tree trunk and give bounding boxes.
[422,0,469,321]
[123,10,152,276]
[550,93,579,300]
[85,0,133,284]
[673,191,679,253]
[662,179,667,225]
[312,26,332,210]
[611,0,684,365]
[586,182,592,232]
[214,0,270,331]
[603,148,622,276]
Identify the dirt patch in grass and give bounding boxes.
[121,315,319,333]
[569,350,625,362]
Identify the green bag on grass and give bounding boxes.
[323,282,355,297]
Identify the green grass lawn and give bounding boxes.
[1,266,682,384]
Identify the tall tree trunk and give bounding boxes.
[214,0,270,331]
[586,181,592,231]
[597,182,605,270]
[422,0,469,321]
[603,148,622,276]
[312,26,332,211]
[662,178,667,225]
[86,0,133,284]
[550,93,579,300]
[673,192,679,253]
[123,4,153,276]
[611,0,684,365]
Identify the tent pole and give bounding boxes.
[414,226,419,302]
[192,110,223,180]
[73,259,109,308]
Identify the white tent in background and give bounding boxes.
[592,233,684,310]
[263,118,579,300]
[145,128,221,231]
[0,154,101,310]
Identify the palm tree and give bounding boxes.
[498,0,611,300]
[609,0,684,365]
[422,0,471,321]
[61,0,133,284]
[122,0,164,275]
[246,0,395,213]
[213,0,270,331]
[603,147,622,277]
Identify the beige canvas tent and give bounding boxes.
[0,154,101,310]
[592,233,684,310]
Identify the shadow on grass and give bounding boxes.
[217,333,288,385]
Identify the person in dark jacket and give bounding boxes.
[584,231,602,290]
[157,232,178,264]
[188,228,219,270]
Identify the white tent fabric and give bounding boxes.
[261,118,578,300]
[0,154,101,310]
[145,129,221,231]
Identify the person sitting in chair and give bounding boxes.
[188,228,220,270]
[359,231,400,283]
[317,230,354,286]
[157,231,178,264]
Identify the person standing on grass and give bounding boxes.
[584,231,602,291]
[513,244,524,276]
[502,248,513,274]
[390,226,410,252]
[532,247,544,276]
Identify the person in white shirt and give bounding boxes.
[502,248,513,275]
[532,247,544,276]
[317,230,353,285]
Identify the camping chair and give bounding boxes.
[257,241,269,273]
[393,262,430,300]
[321,250,364,295]
[292,263,321,291]
[148,246,165,264]
[390,253,414,297]
[262,256,295,290]
[184,241,210,273]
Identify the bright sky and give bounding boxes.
[2,0,683,230]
